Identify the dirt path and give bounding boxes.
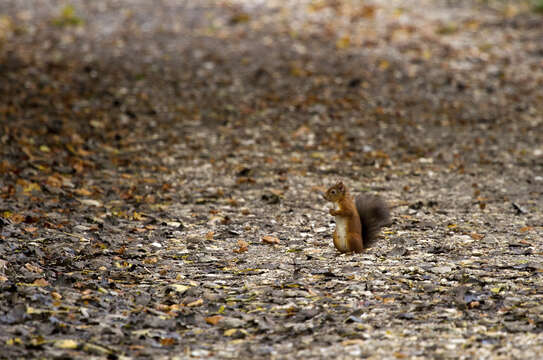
[1,0,542,358]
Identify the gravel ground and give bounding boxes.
[0,0,542,359]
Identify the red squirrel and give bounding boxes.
[323,181,390,253]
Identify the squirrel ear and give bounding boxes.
[337,181,344,190]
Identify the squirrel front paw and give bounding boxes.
[329,208,337,216]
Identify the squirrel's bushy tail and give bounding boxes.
[355,194,391,248]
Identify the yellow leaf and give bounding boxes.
[30,336,46,346]
[133,212,145,221]
[55,339,78,349]
[224,329,237,336]
[23,181,41,194]
[6,337,23,346]
[26,307,45,315]
[490,287,502,294]
[336,36,350,49]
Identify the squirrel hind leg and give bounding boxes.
[348,233,364,253]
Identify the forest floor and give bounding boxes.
[1,0,542,359]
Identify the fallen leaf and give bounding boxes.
[160,338,175,346]
[224,329,237,336]
[186,298,203,307]
[32,278,49,287]
[262,236,280,245]
[55,339,78,349]
[468,301,480,309]
[292,125,310,138]
[74,188,93,196]
[470,233,484,240]
[25,263,43,273]
[205,315,223,325]
[336,36,350,49]
[82,343,111,355]
[79,199,102,207]
[18,179,41,194]
[342,339,365,346]
[133,212,145,221]
[171,284,190,293]
[46,175,62,187]
[234,240,248,253]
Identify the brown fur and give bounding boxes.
[324,181,390,253]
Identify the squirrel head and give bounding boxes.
[324,181,347,202]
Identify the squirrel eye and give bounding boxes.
[331,189,336,194]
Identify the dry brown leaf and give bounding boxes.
[342,339,365,346]
[262,236,280,245]
[25,263,43,273]
[269,189,284,197]
[520,226,533,233]
[46,175,63,188]
[234,240,249,253]
[74,188,92,196]
[32,278,49,287]
[160,338,175,346]
[292,125,310,138]
[468,301,480,309]
[10,213,26,224]
[206,231,214,240]
[205,315,223,325]
[470,233,484,240]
